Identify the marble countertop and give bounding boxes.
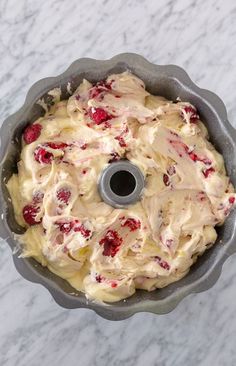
[1,0,236,365]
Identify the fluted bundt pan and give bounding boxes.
[0,53,236,320]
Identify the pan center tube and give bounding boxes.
[98,160,145,208]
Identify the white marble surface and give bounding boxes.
[1,0,236,365]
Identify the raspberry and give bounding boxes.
[115,135,127,147]
[23,123,42,144]
[57,220,91,238]
[188,151,211,165]
[74,222,91,238]
[181,106,199,123]
[155,256,170,270]
[163,174,170,186]
[95,274,104,283]
[202,167,215,178]
[89,88,100,99]
[23,204,42,225]
[229,196,235,204]
[88,107,112,125]
[120,217,141,232]
[188,152,198,161]
[99,230,123,257]
[108,152,120,163]
[80,143,87,150]
[89,80,112,99]
[169,140,211,165]
[56,188,71,204]
[46,142,68,149]
[97,80,112,90]
[57,221,73,234]
[34,147,53,164]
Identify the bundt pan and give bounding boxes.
[0,53,236,320]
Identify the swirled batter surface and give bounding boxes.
[7,72,236,302]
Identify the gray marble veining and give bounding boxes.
[0,0,236,365]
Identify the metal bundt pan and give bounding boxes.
[0,53,236,320]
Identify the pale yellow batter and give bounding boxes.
[7,72,236,302]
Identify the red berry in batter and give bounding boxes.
[163,174,170,186]
[88,107,112,125]
[57,221,73,234]
[23,204,42,225]
[202,167,215,178]
[23,123,42,144]
[120,218,141,232]
[46,142,68,149]
[181,106,199,123]
[99,230,123,257]
[74,222,91,238]
[34,147,53,164]
[56,188,71,204]
[115,135,127,147]
[155,256,170,270]
[108,152,120,163]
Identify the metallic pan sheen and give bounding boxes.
[0,54,236,320]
